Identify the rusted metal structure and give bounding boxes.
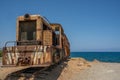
[2,14,70,67]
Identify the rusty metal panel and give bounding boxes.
[2,45,53,66]
[16,14,43,42]
[43,30,52,46]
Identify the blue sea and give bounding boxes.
[70,52,120,63]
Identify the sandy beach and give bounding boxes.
[0,58,120,80]
[58,58,120,80]
[71,62,120,80]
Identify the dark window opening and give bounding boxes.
[55,27,60,45]
[43,24,51,30]
[19,20,36,41]
[55,27,60,34]
[56,34,59,45]
[52,32,56,46]
[18,20,37,45]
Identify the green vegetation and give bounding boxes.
[0,50,2,57]
[0,57,1,61]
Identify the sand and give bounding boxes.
[0,59,30,80]
[72,62,120,80]
[57,58,92,80]
[0,58,120,80]
[58,58,120,80]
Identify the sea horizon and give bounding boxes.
[70,52,120,63]
[71,51,120,52]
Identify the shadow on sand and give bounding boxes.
[5,59,69,80]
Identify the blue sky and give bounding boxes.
[0,0,120,52]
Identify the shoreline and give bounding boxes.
[70,52,120,63]
[70,57,120,63]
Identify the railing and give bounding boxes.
[5,41,16,47]
[4,40,41,47]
